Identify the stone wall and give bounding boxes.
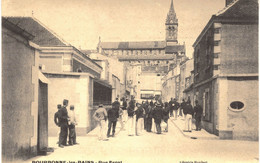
[226,78,258,140]
[45,73,92,136]
[2,27,39,161]
[221,24,258,75]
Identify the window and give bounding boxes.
[229,101,245,111]
[214,28,220,34]
[214,41,219,46]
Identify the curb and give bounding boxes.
[170,119,219,140]
[169,118,190,139]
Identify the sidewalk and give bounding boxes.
[169,116,219,140]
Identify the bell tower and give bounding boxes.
[165,0,178,45]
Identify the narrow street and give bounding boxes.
[25,119,258,163]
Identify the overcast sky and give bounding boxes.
[2,0,225,58]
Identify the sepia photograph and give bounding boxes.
[1,0,259,162]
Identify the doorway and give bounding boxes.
[37,80,48,155]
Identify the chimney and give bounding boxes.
[226,0,234,6]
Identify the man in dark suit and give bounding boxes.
[127,95,136,136]
[107,99,120,137]
[169,98,174,117]
[59,99,69,147]
[194,100,203,131]
[183,99,194,132]
[54,104,62,146]
[153,101,163,134]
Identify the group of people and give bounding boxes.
[93,96,203,141]
[166,98,203,132]
[54,99,78,148]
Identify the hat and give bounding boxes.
[63,99,69,105]
[99,104,103,107]
[70,105,74,110]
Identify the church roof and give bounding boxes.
[117,55,175,61]
[165,45,185,54]
[4,17,68,46]
[100,41,166,50]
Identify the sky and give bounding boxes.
[2,0,225,58]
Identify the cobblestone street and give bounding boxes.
[24,118,258,163]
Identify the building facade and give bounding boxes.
[5,16,110,136]
[98,0,186,101]
[193,0,258,140]
[87,51,128,102]
[2,18,49,161]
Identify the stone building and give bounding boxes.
[2,18,49,161]
[193,0,258,140]
[180,58,194,103]
[161,56,191,103]
[98,0,186,101]
[5,16,110,136]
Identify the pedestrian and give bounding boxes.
[162,102,170,132]
[59,99,69,147]
[54,104,62,145]
[93,104,108,141]
[180,99,186,120]
[112,97,120,112]
[68,105,78,145]
[135,103,145,136]
[107,104,119,137]
[127,95,136,136]
[153,101,163,134]
[169,98,174,117]
[144,100,150,130]
[173,98,179,120]
[146,101,154,132]
[194,100,203,131]
[183,99,194,132]
[121,97,128,127]
[118,106,124,130]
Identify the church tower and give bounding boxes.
[165,0,178,45]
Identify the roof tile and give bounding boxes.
[4,17,67,46]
